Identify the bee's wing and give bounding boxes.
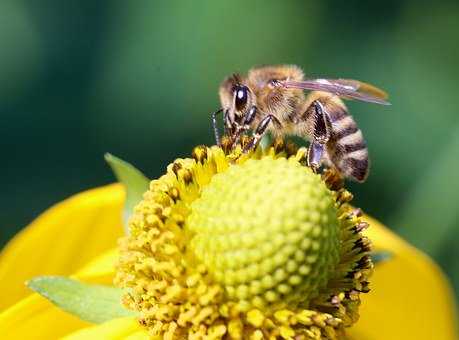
[282,78,390,105]
[331,79,389,100]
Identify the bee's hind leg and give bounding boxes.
[306,100,332,172]
[307,142,325,172]
[243,113,280,153]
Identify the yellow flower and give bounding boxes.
[115,143,371,339]
[0,143,457,339]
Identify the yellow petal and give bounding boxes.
[348,216,459,340]
[0,184,125,310]
[62,317,150,340]
[0,248,120,340]
[74,248,118,284]
[0,294,92,339]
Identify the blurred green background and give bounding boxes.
[1,1,459,304]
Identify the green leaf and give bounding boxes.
[105,153,150,234]
[371,250,393,265]
[27,276,137,324]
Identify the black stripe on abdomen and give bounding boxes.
[340,140,367,153]
[332,118,358,140]
[341,156,369,182]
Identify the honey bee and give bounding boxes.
[211,65,390,182]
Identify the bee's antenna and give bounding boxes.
[211,108,223,146]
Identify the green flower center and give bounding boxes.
[187,157,340,311]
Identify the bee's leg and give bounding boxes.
[307,142,325,172]
[211,108,223,145]
[306,100,332,171]
[243,113,279,153]
[223,110,231,134]
[224,110,236,139]
[233,106,257,145]
[243,106,258,126]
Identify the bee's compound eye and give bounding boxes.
[234,85,249,111]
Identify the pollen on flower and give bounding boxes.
[115,140,373,339]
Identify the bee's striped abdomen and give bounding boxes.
[327,110,369,182]
[302,92,370,182]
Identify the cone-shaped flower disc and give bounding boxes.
[115,140,373,339]
[188,157,340,311]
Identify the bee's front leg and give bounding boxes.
[306,100,332,172]
[232,106,257,146]
[243,113,280,153]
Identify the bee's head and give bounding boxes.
[219,74,255,127]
